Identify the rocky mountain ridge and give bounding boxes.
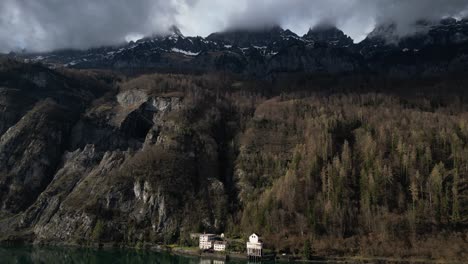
[10,18,468,77]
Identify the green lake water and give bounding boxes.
[0,246,264,264]
[0,246,425,264]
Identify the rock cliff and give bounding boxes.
[0,62,232,246]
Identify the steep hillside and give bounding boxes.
[0,60,466,261]
[0,64,236,247]
[234,94,468,258]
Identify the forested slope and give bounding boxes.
[0,59,466,261]
[234,93,468,257]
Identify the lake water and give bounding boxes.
[0,246,419,264]
[0,246,259,264]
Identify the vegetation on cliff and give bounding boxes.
[0,59,466,261]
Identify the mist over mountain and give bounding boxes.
[11,17,468,80]
[1,0,468,52]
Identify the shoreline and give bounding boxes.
[0,241,466,264]
[0,241,465,264]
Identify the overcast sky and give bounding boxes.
[1,0,467,52]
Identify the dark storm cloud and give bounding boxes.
[223,0,468,37]
[0,0,181,52]
[1,0,468,52]
[373,0,468,35]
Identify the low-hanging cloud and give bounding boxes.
[178,0,468,41]
[0,0,182,52]
[1,0,468,53]
[205,0,468,39]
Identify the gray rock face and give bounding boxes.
[304,25,354,46]
[0,61,230,246]
[0,100,75,213]
[30,149,130,242]
[145,96,182,113]
[117,90,148,108]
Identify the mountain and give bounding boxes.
[0,56,467,260]
[206,25,304,50]
[17,26,220,70]
[355,18,468,76]
[303,25,353,47]
[358,18,468,52]
[13,18,468,78]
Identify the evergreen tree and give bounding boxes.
[303,239,313,260]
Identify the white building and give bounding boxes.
[199,234,216,250]
[246,233,263,257]
[213,241,227,251]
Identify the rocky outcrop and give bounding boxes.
[304,25,354,46]
[0,61,231,245]
[117,90,148,107]
[267,44,361,74]
[206,25,300,48]
[31,149,130,243]
[0,100,77,214]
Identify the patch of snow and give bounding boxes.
[291,35,304,41]
[171,48,200,56]
[224,45,232,48]
[65,61,77,67]
[168,33,184,41]
[402,48,409,52]
[253,45,267,49]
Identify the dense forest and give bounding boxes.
[232,91,468,257]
